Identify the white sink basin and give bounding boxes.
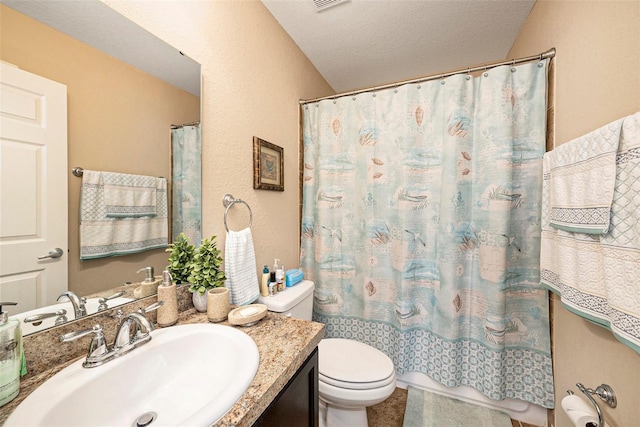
[6,324,259,426]
[12,297,133,335]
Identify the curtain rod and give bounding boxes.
[170,120,200,129]
[300,47,555,105]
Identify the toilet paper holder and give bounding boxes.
[566,383,617,427]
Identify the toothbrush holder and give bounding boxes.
[207,288,230,323]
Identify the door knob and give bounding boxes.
[38,248,64,260]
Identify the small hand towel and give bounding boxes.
[224,228,260,306]
[547,117,623,234]
[102,171,158,217]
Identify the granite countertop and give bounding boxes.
[0,308,325,426]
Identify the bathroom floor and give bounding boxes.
[366,388,542,427]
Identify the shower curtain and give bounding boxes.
[301,60,554,408]
[171,124,202,244]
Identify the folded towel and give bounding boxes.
[541,112,640,353]
[80,170,168,260]
[547,117,623,234]
[102,171,158,217]
[224,228,260,306]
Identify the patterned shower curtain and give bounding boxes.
[171,124,202,244]
[301,60,554,408]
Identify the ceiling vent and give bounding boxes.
[313,0,349,12]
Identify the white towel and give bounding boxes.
[102,171,158,217]
[541,112,640,353]
[80,170,168,260]
[547,117,623,234]
[224,228,260,306]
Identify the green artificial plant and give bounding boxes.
[165,232,196,284]
[187,235,227,295]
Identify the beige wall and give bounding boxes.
[102,0,334,280]
[0,5,200,295]
[508,1,640,426]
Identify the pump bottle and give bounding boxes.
[0,302,21,408]
[157,271,178,327]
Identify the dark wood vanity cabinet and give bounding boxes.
[254,347,319,427]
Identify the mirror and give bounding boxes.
[1,1,201,334]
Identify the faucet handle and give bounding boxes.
[60,325,112,368]
[60,324,100,343]
[140,301,163,314]
[98,290,126,311]
[24,309,68,325]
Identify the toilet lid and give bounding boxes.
[318,339,395,389]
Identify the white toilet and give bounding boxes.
[258,280,396,427]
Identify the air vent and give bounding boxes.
[313,0,349,12]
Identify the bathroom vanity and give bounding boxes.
[0,300,324,426]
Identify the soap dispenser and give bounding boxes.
[0,302,22,408]
[134,267,161,298]
[157,271,179,327]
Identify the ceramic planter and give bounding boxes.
[192,291,208,312]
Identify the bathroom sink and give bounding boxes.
[13,297,133,335]
[5,324,259,426]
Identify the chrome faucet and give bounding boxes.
[57,291,87,318]
[60,301,163,368]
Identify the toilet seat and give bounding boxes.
[318,339,395,390]
[319,371,395,390]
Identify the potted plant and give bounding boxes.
[165,232,196,284]
[187,235,227,312]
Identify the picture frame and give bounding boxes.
[253,137,284,191]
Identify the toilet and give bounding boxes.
[258,280,396,427]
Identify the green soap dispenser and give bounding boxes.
[0,302,21,408]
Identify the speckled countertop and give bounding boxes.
[0,307,325,426]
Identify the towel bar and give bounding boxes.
[223,194,253,232]
[72,167,164,179]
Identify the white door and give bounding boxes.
[0,62,68,315]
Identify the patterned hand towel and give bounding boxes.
[541,112,640,353]
[224,228,260,306]
[546,117,623,234]
[80,170,168,260]
[102,171,158,217]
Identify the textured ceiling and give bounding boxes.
[262,0,536,93]
[3,0,200,96]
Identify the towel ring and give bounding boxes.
[223,194,253,232]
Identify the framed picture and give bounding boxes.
[253,137,284,191]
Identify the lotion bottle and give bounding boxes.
[0,302,21,408]
[157,271,179,327]
[260,265,270,297]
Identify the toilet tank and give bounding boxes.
[257,280,315,320]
